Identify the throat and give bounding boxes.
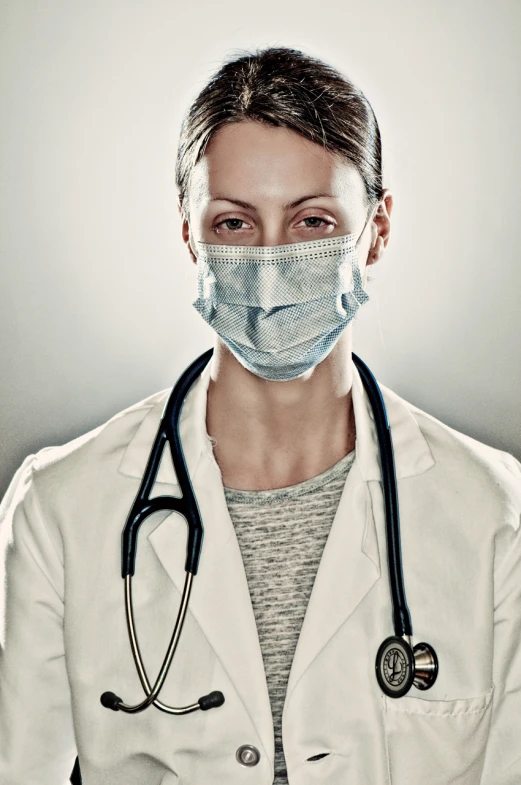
[212,430,356,492]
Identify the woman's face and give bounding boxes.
[180,119,392,284]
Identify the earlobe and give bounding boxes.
[187,227,198,265]
[369,237,383,265]
[188,228,198,263]
[180,216,197,265]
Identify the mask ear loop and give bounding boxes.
[355,198,380,251]
[352,199,380,296]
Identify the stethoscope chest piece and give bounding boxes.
[375,636,439,698]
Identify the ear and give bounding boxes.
[368,189,393,265]
[179,206,197,265]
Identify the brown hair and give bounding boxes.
[175,45,385,223]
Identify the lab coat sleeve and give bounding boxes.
[480,454,521,784]
[0,454,77,785]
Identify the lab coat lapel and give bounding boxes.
[147,456,276,757]
[283,458,379,702]
[118,358,275,759]
[283,363,435,701]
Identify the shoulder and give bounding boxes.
[386,384,521,519]
[0,389,172,582]
[4,388,170,509]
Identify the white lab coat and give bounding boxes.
[1,357,521,785]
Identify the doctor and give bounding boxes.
[1,45,521,785]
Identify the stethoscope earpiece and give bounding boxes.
[100,691,123,711]
[375,636,438,698]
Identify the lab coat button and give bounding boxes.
[236,744,261,766]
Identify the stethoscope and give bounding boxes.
[100,347,438,716]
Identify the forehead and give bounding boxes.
[188,120,366,209]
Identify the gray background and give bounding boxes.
[1,0,520,498]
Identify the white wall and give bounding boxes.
[1,0,520,497]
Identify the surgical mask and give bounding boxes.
[191,205,376,382]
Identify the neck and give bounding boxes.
[205,331,356,491]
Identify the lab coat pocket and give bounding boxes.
[382,685,494,785]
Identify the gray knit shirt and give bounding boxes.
[221,447,357,784]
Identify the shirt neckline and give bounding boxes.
[223,447,356,505]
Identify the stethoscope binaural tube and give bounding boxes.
[100,348,224,714]
[352,354,438,698]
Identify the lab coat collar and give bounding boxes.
[118,352,436,487]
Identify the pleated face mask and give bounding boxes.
[191,208,375,381]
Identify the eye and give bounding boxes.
[298,216,333,228]
[214,218,247,231]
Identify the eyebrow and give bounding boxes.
[209,193,339,210]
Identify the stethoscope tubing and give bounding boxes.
[351,354,413,638]
[121,347,213,578]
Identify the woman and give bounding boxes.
[1,46,520,785]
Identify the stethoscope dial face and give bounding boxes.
[375,636,415,698]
